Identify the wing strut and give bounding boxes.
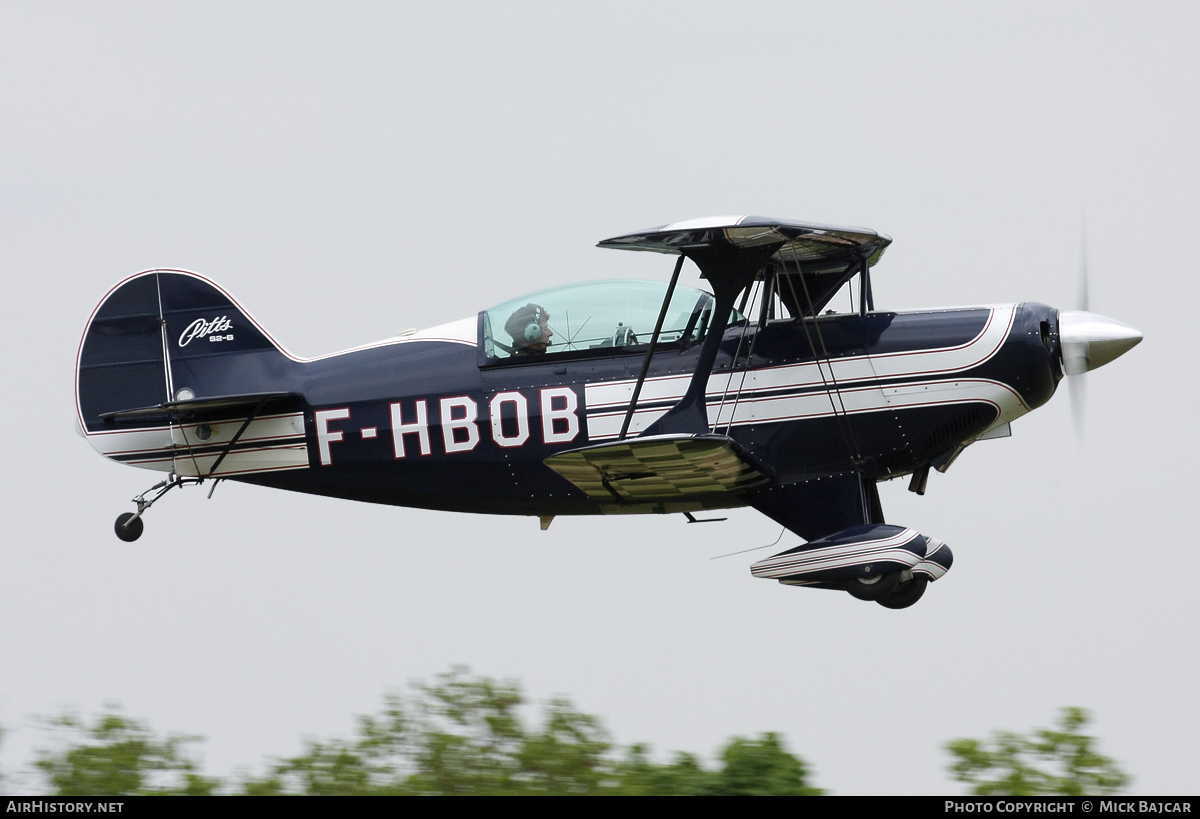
[619,254,685,440]
[859,256,874,316]
[780,253,864,466]
[642,243,782,436]
[203,395,272,477]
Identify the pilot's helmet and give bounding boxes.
[505,303,547,344]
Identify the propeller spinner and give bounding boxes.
[1059,310,1143,377]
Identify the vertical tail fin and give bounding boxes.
[76,270,306,474]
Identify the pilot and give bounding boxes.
[504,303,554,355]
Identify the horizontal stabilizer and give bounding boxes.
[100,392,301,424]
[544,433,771,504]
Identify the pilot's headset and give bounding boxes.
[523,305,544,343]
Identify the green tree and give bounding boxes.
[239,693,411,795]
[717,732,822,796]
[946,707,1130,796]
[242,668,825,796]
[406,667,530,794]
[238,666,619,795]
[513,697,612,794]
[615,735,823,796]
[35,710,220,795]
[616,746,719,795]
[30,669,824,796]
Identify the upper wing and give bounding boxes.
[597,215,891,275]
[598,216,891,319]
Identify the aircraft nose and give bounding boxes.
[1058,310,1143,376]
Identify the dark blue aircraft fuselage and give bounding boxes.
[232,303,1060,516]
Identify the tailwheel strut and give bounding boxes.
[113,473,204,542]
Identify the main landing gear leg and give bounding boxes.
[113,474,203,542]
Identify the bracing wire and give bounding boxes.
[709,526,786,560]
[711,277,760,433]
[783,252,863,464]
[721,270,773,435]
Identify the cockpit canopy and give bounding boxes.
[482,280,733,362]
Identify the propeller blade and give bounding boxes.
[1069,366,1087,442]
[1070,219,1090,440]
[1061,225,1143,440]
[1078,221,1090,313]
[1058,278,1141,441]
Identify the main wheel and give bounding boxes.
[114,513,144,542]
[846,570,901,601]
[877,576,928,609]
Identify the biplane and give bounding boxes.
[75,216,1141,608]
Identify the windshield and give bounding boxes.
[482,280,720,361]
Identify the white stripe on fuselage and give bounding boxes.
[583,306,1024,440]
[84,412,309,475]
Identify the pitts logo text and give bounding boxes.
[179,316,234,347]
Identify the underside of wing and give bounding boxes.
[598,216,891,276]
[98,391,301,424]
[544,433,772,504]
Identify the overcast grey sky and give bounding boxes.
[2,1,1197,795]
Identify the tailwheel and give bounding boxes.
[112,473,205,542]
[846,570,901,601]
[877,575,928,609]
[114,512,144,542]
